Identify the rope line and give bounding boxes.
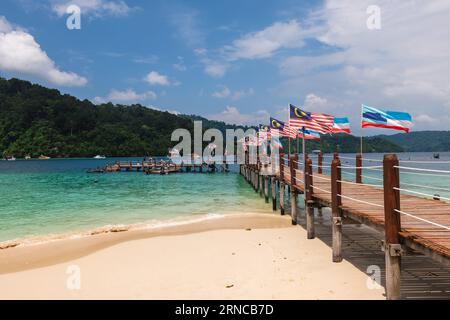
[338,165,383,170]
[400,181,450,192]
[393,187,450,201]
[337,179,383,188]
[394,209,450,231]
[361,174,383,181]
[310,185,332,194]
[398,170,450,178]
[395,166,450,174]
[399,160,450,164]
[310,175,331,181]
[337,194,384,208]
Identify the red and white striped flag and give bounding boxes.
[289,104,333,134]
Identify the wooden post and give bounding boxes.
[331,157,343,262]
[356,153,362,183]
[318,151,323,174]
[383,154,401,300]
[306,158,315,239]
[271,176,277,211]
[264,175,269,203]
[333,152,338,160]
[259,172,263,197]
[279,153,285,215]
[290,154,298,225]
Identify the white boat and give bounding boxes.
[6,156,16,161]
[93,155,106,159]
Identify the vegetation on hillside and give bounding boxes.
[0,77,413,158]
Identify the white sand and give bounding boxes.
[0,214,385,299]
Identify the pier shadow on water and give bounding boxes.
[282,191,450,299]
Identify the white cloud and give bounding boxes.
[303,93,328,110]
[204,61,228,78]
[209,106,269,126]
[51,0,132,17]
[144,71,171,86]
[133,55,159,64]
[0,16,87,86]
[212,86,231,98]
[277,0,450,131]
[212,86,254,100]
[173,56,186,71]
[93,89,156,104]
[232,88,254,101]
[225,20,307,60]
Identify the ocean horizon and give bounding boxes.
[1,152,449,245]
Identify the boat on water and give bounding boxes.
[93,155,106,159]
[25,155,31,160]
[433,153,440,159]
[4,155,16,161]
[38,155,51,160]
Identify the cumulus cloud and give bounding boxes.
[204,61,228,78]
[212,86,254,100]
[0,16,87,86]
[224,20,307,60]
[144,71,171,86]
[93,89,156,104]
[51,0,132,17]
[277,0,450,131]
[209,106,269,126]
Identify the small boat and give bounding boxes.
[38,155,51,160]
[25,155,31,160]
[312,150,321,155]
[433,153,440,159]
[93,155,106,159]
[5,156,16,161]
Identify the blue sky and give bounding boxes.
[1,0,450,135]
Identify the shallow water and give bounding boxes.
[0,152,449,243]
[0,158,269,242]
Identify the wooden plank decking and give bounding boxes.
[281,166,450,265]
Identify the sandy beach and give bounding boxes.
[0,213,385,299]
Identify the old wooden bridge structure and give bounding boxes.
[240,152,450,300]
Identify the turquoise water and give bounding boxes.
[1,152,449,243]
[314,152,450,200]
[0,158,270,242]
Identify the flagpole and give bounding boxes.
[360,105,363,155]
[302,127,306,189]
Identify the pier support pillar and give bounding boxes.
[331,157,343,262]
[317,206,323,217]
[271,177,277,211]
[383,154,402,300]
[279,182,285,215]
[290,191,297,225]
[305,158,315,239]
[259,174,263,197]
[264,176,269,203]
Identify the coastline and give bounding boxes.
[0,213,385,299]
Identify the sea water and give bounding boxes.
[0,152,449,243]
[0,158,270,243]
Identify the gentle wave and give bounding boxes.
[0,212,229,250]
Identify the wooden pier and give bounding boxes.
[89,160,229,174]
[240,152,450,300]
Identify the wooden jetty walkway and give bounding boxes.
[240,152,450,300]
[88,160,229,174]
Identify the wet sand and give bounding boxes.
[0,213,385,299]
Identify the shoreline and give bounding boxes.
[0,212,385,299]
[0,212,289,275]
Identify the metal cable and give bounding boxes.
[337,194,384,208]
[393,187,450,201]
[394,209,450,231]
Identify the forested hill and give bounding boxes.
[377,131,450,152]
[0,77,414,158]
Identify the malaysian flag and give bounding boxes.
[289,104,333,134]
[270,117,297,138]
[258,124,270,140]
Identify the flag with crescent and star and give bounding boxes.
[289,104,333,134]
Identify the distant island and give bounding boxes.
[1,77,449,158]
